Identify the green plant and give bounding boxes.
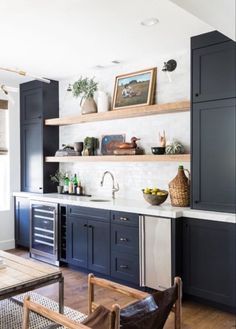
[69,77,98,104]
[50,170,65,186]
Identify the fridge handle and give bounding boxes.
[139,215,145,287]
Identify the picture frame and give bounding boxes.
[112,67,157,110]
[101,134,125,155]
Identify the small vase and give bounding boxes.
[97,91,109,112]
[81,97,97,115]
[57,186,63,194]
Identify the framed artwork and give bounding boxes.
[112,67,157,110]
[101,134,125,155]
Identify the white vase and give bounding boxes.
[97,91,109,113]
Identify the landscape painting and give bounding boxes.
[112,68,156,110]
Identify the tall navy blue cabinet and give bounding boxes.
[191,31,236,213]
[20,80,59,193]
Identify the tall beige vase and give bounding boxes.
[81,97,97,114]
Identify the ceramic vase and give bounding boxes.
[81,97,97,115]
[97,91,109,112]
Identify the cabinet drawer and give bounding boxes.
[111,224,139,255]
[68,206,110,222]
[111,211,139,227]
[111,252,139,284]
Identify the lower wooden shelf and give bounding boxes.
[45,154,190,163]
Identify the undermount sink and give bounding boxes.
[89,199,111,202]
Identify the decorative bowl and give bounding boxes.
[142,190,168,206]
[151,147,165,155]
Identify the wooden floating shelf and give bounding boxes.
[45,100,190,126]
[45,154,191,163]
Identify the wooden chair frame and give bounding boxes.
[22,274,182,329]
[88,274,182,329]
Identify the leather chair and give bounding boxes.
[22,273,182,329]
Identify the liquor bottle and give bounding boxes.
[64,173,70,193]
[77,180,83,195]
[73,174,78,190]
[68,177,74,194]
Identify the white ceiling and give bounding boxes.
[170,0,235,41]
[0,0,212,82]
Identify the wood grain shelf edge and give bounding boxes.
[45,100,190,126]
[45,154,191,163]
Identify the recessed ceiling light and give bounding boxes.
[141,18,159,27]
[94,65,105,69]
[111,60,121,64]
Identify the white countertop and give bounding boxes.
[13,192,236,224]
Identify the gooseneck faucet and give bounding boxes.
[100,171,119,199]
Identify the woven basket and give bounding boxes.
[169,166,190,207]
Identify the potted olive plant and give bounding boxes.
[50,170,65,194]
[68,77,98,114]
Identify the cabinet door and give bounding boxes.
[21,122,43,193]
[67,216,87,268]
[20,86,43,124]
[88,219,110,275]
[192,41,236,102]
[183,218,236,308]
[192,98,236,213]
[15,197,30,248]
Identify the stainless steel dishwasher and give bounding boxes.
[139,215,172,290]
[30,200,59,266]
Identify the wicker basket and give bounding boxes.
[169,165,190,207]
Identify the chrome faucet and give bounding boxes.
[100,171,119,199]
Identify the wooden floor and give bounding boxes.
[8,249,236,329]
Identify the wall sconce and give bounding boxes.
[162,59,177,82]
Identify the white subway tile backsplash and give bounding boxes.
[59,51,191,201]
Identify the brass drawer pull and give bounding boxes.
[120,217,128,221]
[119,265,128,269]
[119,237,128,242]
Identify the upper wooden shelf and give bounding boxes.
[45,100,190,126]
[45,154,190,163]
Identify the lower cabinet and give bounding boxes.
[111,211,139,284]
[15,197,30,248]
[182,217,236,309]
[67,206,110,275]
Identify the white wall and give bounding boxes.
[59,50,190,201]
[0,92,20,250]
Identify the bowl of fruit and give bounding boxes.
[142,187,168,206]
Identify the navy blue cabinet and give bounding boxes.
[192,99,236,213]
[182,218,236,310]
[191,31,236,213]
[111,211,139,284]
[15,197,30,248]
[192,40,236,103]
[67,215,88,268]
[20,80,59,193]
[67,206,110,275]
